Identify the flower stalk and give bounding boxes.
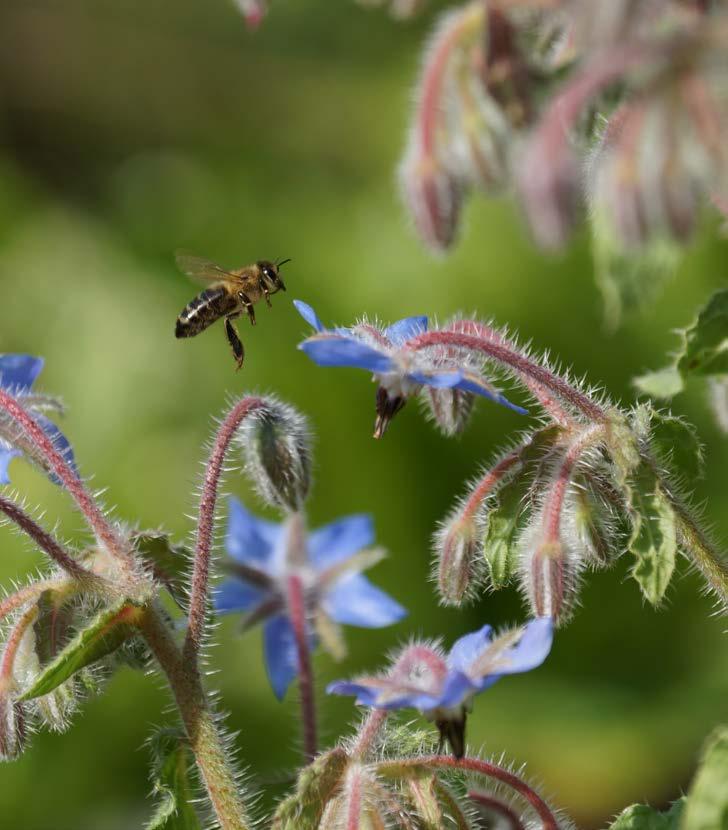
[287,573,318,763]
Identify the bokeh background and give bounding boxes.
[0,1,726,828]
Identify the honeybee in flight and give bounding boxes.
[174,252,289,369]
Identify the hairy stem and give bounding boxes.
[287,574,317,763]
[184,396,264,667]
[0,580,72,623]
[379,756,558,830]
[0,389,126,560]
[141,606,251,830]
[460,445,525,522]
[345,767,363,830]
[406,330,606,422]
[468,790,526,830]
[0,494,97,582]
[352,709,388,759]
[0,605,39,683]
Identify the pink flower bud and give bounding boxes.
[434,515,480,605]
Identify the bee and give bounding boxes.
[174,252,289,369]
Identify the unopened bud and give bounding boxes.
[240,400,312,511]
[423,386,475,436]
[435,515,480,605]
[520,537,577,624]
[0,688,25,760]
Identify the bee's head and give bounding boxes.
[258,259,289,293]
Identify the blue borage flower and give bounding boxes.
[293,300,526,438]
[327,616,553,757]
[213,498,407,700]
[0,355,76,485]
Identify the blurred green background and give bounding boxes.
[0,1,726,828]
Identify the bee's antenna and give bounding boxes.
[277,258,292,268]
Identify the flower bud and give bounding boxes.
[423,386,475,436]
[0,688,25,760]
[434,514,480,605]
[519,531,578,624]
[239,399,312,511]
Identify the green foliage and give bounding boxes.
[592,211,683,331]
[645,409,703,481]
[608,798,685,830]
[20,600,144,701]
[627,469,677,606]
[681,726,728,830]
[146,728,202,830]
[133,531,189,607]
[634,289,728,398]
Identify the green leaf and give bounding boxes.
[147,729,202,830]
[271,748,349,830]
[647,409,703,481]
[608,799,685,830]
[681,726,728,830]
[482,426,564,589]
[20,599,144,701]
[406,772,444,830]
[133,531,190,606]
[628,468,677,606]
[592,209,683,331]
[633,367,685,399]
[633,289,728,400]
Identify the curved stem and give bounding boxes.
[460,445,525,522]
[406,331,606,422]
[287,574,317,763]
[378,755,558,830]
[468,790,526,830]
[0,604,39,683]
[0,494,97,582]
[183,396,263,667]
[0,389,125,560]
[352,709,388,759]
[141,606,251,830]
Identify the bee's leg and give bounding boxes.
[258,277,272,308]
[238,292,256,326]
[225,315,245,370]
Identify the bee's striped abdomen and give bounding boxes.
[175,288,237,338]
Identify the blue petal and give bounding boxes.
[436,670,477,709]
[0,355,44,392]
[324,574,407,628]
[263,615,300,701]
[299,336,393,373]
[407,370,463,389]
[326,680,383,707]
[309,514,374,569]
[33,414,78,483]
[453,374,528,415]
[498,616,554,674]
[0,447,20,485]
[447,625,493,673]
[293,300,325,333]
[213,578,268,614]
[226,497,281,568]
[384,317,428,346]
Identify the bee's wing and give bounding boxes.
[175,251,239,285]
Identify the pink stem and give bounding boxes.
[0,389,125,560]
[0,605,39,681]
[406,331,605,422]
[353,709,388,759]
[446,321,571,425]
[0,494,96,582]
[183,396,264,666]
[0,581,64,623]
[468,790,526,830]
[461,447,524,521]
[385,755,558,830]
[346,768,363,830]
[287,574,317,763]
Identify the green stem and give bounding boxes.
[140,607,251,830]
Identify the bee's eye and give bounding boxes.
[263,266,276,281]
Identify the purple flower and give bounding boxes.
[294,301,526,438]
[213,498,407,700]
[327,617,553,756]
[0,355,76,485]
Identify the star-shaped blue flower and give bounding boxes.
[327,617,553,756]
[0,355,76,485]
[293,301,526,437]
[213,498,407,700]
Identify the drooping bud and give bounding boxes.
[434,514,480,605]
[373,387,406,439]
[423,385,475,436]
[520,537,578,624]
[0,689,25,760]
[239,399,312,511]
